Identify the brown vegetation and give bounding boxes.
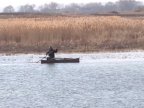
[0,16,144,53]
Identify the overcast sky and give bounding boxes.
[0,0,143,11]
[2,0,144,7]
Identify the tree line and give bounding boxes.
[2,0,144,14]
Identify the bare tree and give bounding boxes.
[82,3,104,13]
[18,4,35,13]
[39,2,59,13]
[39,4,49,13]
[3,5,15,13]
[104,2,118,12]
[64,3,81,13]
[116,0,142,11]
[48,2,58,10]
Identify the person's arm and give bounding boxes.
[54,49,58,53]
[46,50,50,55]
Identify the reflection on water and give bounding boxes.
[0,52,144,108]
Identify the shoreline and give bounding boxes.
[0,16,143,56]
[0,49,144,55]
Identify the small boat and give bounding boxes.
[41,58,80,64]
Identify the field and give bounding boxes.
[0,15,144,53]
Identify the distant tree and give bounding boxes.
[3,5,15,13]
[135,6,144,12]
[104,2,117,12]
[82,3,104,13]
[116,0,142,11]
[18,4,35,13]
[49,2,58,10]
[39,4,49,13]
[64,3,81,13]
[39,2,59,13]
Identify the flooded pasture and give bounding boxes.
[0,52,144,108]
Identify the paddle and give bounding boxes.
[36,56,47,63]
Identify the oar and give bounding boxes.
[36,56,47,63]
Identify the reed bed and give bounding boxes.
[0,16,144,53]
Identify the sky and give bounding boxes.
[0,0,144,9]
[2,0,144,7]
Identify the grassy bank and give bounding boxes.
[0,16,144,53]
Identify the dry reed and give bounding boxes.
[0,16,144,53]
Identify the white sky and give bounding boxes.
[0,0,143,10]
[2,0,144,7]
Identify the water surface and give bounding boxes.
[0,52,144,108]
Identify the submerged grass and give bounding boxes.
[0,16,144,53]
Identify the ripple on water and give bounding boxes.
[0,52,144,108]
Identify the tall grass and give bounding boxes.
[0,16,144,53]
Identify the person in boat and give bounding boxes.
[46,46,58,60]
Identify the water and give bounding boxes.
[0,52,144,108]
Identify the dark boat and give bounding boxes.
[41,58,80,64]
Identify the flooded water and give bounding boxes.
[0,52,144,108]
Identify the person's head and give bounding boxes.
[49,46,53,50]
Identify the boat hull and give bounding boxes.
[41,58,79,64]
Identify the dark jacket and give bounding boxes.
[46,47,57,58]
